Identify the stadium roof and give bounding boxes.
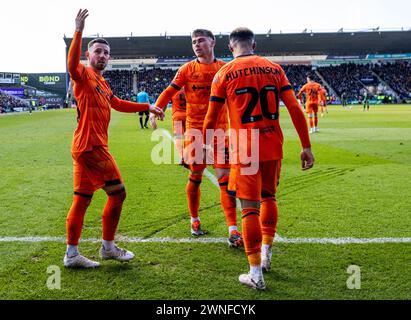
[64,30,411,59]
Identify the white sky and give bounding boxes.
[0,0,410,73]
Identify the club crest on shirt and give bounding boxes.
[95,85,111,100]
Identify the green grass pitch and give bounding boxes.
[0,105,410,299]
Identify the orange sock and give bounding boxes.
[242,207,262,265]
[102,189,126,241]
[314,114,318,127]
[186,174,202,218]
[261,196,278,246]
[308,117,314,128]
[66,193,92,245]
[218,176,237,228]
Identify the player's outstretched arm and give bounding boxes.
[110,96,164,119]
[67,9,89,80]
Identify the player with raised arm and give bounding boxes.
[154,29,242,248]
[64,9,164,268]
[203,27,314,290]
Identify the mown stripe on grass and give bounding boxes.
[1,236,410,244]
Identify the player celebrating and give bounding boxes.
[64,9,164,268]
[298,75,323,133]
[203,28,314,290]
[154,29,242,248]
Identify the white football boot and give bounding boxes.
[239,273,266,290]
[100,245,135,262]
[64,254,100,268]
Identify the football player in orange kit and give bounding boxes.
[298,75,323,133]
[64,9,164,268]
[203,28,314,290]
[154,29,242,248]
[319,87,328,117]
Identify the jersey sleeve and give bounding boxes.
[111,95,149,113]
[171,64,188,90]
[203,71,226,143]
[297,84,306,100]
[67,31,86,81]
[281,90,311,148]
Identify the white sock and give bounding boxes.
[191,217,200,223]
[66,245,79,257]
[261,244,271,255]
[250,265,263,280]
[228,226,237,234]
[102,240,115,250]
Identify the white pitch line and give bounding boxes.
[5,131,403,245]
[162,129,219,187]
[0,236,410,244]
[160,129,410,244]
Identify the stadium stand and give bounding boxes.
[3,30,410,114]
[0,90,29,113]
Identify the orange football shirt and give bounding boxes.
[68,31,149,154]
[156,59,228,131]
[298,81,322,105]
[208,55,309,161]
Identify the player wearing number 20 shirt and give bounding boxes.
[203,27,313,290]
[206,55,311,166]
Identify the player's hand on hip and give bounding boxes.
[149,104,165,120]
[149,113,158,130]
[75,9,89,32]
[301,147,314,171]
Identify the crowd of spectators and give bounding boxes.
[316,63,374,101]
[0,91,28,113]
[373,61,411,101]
[2,62,410,114]
[104,68,175,102]
[104,63,410,105]
[282,65,324,96]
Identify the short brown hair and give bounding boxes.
[229,27,254,44]
[191,29,215,40]
[88,38,110,50]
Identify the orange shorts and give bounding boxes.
[183,129,230,172]
[172,113,186,137]
[72,146,123,194]
[228,160,281,201]
[306,103,319,114]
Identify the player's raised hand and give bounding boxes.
[149,104,165,120]
[75,9,89,32]
[301,147,314,171]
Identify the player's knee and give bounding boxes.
[73,192,93,206]
[189,173,203,184]
[217,175,229,187]
[261,190,276,201]
[108,188,126,203]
